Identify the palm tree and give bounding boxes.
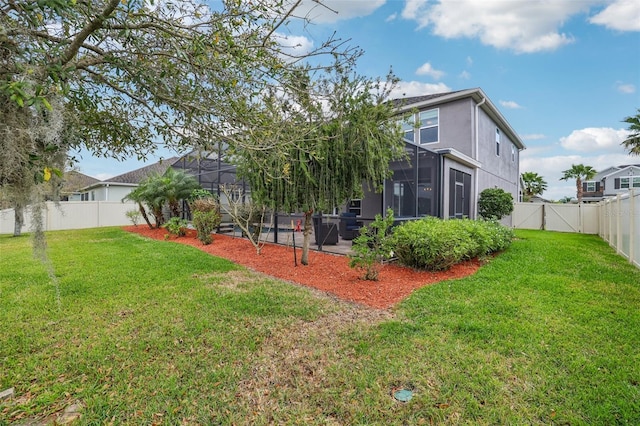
[123,184,154,229]
[123,168,201,228]
[560,164,597,203]
[621,109,640,156]
[521,171,548,201]
[161,168,201,218]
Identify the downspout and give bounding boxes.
[474,96,486,219]
[105,183,109,202]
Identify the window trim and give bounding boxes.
[418,108,439,145]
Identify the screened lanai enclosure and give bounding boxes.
[170,140,454,247]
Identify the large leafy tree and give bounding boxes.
[621,109,640,156]
[560,164,597,203]
[238,65,406,265]
[521,171,548,201]
[0,0,355,239]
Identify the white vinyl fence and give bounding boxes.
[513,190,639,268]
[598,191,639,268]
[0,201,137,234]
[513,202,599,234]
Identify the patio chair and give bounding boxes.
[339,212,363,240]
[313,217,338,245]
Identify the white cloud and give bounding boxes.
[559,127,630,152]
[589,0,640,31]
[499,100,523,109]
[466,56,473,66]
[459,70,471,80]
[401,0,430,25]
[389,80,451,98]
[273,33,315,57]
[291,0,386,23]
[386,12,397,22]
[522,133,546,140]
[401,0,593,53]
[415,62,445,79]
[616,82,636,94]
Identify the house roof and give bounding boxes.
[391,87,526,151]
[105,157,181,184]
[61,171,99,194]
[600,164,640,180]
[80,157,181,191]
[390,90,468,109]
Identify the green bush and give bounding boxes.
[389,217,514,271]
[349,209,395,281]
[190,197,221,245]
[478,188,514,220]
[483,219,515,253]
[163,217,188,237]
[125,209,141,226]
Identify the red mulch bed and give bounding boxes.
[123,226,481,309]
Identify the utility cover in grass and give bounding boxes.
[393,389,413,402]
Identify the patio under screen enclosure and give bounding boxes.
[171,140,455,230]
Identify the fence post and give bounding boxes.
[616,194,622,255]
[630,190,635,265]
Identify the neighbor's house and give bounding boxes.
[60,171,100,201]
[79,157,179,201]
[582,164,640,202]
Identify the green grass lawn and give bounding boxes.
[1,227,639,425]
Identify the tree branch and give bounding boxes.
[58,0,120,67]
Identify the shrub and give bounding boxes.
[125,209,141,226]
[189,197,221,245]
[478,188,514,220]
[349,209,395,281]
[162,217,188,237]
[483,219,515,253]
[389,217,514,271]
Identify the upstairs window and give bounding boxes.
[496,128,501,156]
[586,182,596,192]
[419,109,438,144]
[620,177,640,189]
[398,115,415,143]
[511,144,515,162]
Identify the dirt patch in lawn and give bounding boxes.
[236,303,393,424]
[123,226,481,309]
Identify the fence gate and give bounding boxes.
[545,204,581,233]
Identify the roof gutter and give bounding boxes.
[474,96,486,219]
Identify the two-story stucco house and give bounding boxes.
[582,164,640,202]
[84,88,524,230]
[356,88,525,223]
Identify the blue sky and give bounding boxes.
[77,0,640,201]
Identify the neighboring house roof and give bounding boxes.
[600,164,640,180]
[391,87,526,151]
[80,157,180,191]
[61,171,99,194]
[105,157,180,184]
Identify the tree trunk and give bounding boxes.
[138,202,154,228]
[301,211,313,265]
[576,178,583,203]
[13,203,25,237]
